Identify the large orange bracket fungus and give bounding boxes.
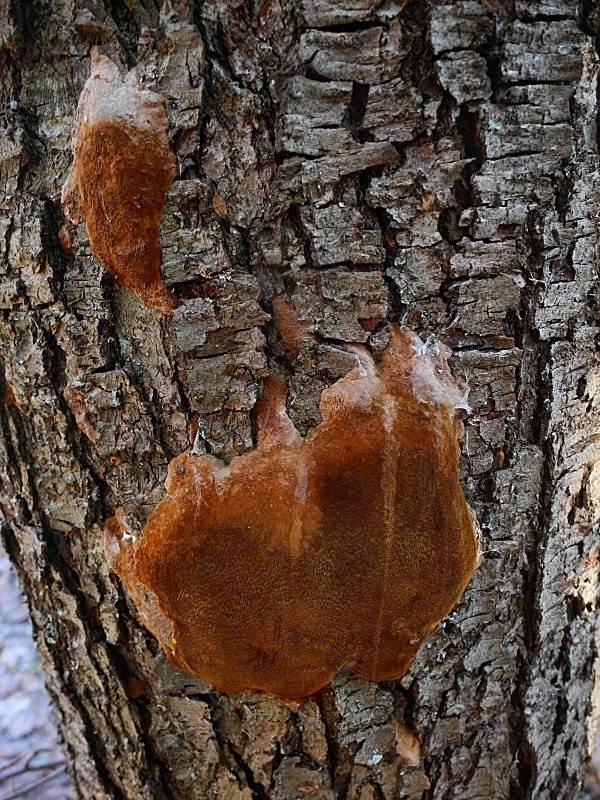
[62,48,176,311]
[106,326,479,700]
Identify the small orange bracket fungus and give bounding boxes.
[61,48,176,311]
[106,326,479,700]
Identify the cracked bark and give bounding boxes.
[0,1,598,799]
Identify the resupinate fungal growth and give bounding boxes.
[106,326,479,700]
[62,49,176,311]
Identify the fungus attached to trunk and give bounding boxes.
[62,48,176,311]
[106,326,479,700]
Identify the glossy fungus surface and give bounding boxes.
[106,327,479,700]
[62,48,176,311]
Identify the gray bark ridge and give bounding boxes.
[0,1,598,799]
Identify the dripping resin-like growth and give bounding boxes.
[106,326,479,700]
[62,49,176,311]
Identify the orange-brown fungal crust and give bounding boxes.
[106,326,479,700]
[271,295,305,358]
[61,49,176,311]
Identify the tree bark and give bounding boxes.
[0,1,599,798]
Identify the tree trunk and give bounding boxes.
[0,1,598,798]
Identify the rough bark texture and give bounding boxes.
[0,1,598,799]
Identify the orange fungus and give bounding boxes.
[62,48,176,311]
[106,326,479,699]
